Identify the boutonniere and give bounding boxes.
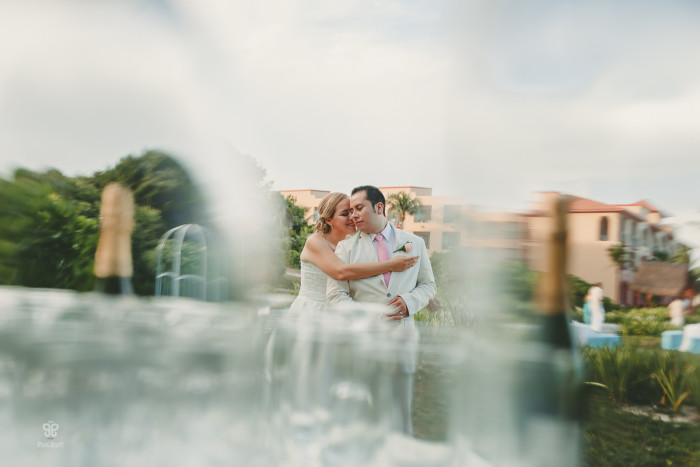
[393,241,413,254]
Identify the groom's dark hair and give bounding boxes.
[351,185,385,217]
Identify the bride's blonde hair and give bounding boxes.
[315,192,349,234]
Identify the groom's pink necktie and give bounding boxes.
[374,233,391,286]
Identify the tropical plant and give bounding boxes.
[584,345,655,405]
[607,243,628,267]
[386,192,423,228]
[583,394,700,467]
[670,245,691,264]
[651,351,694,413]
[91,150,208,227]
[653,250,670,261]
[282,195,313,268]
[604,307,675,337]
[567,274,618,312]
[0,174,100,290]
[688,358,700,409]
[0,150,210,295]
[624,316,673,337]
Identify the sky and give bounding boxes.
[1,0,700,246]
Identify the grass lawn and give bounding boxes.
[583,394,700,466]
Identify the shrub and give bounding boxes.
[606,307,675,337]
[583,346,656,405]
[651,351,695,413]
[567,274,619,312]
[687,356,700,409]
[623,316,673,337]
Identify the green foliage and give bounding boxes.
[0,150,206,295]
[605,307,675,337]
[92,150,206,226]
[386,191,423,228]
[501,260,538,303]
[567,273,619,312]
[624,316,673,337]
[652,250,670,261]
[283,195,313,269]
[688,358,700,409]
[584,343,700,411]
[584,345,656,405]
[418,250,480,328]
[0,174,100,290]
[607,242,627,267]
[670,245,691,264]
[568,274,592,308]
[133,206,167,294]
[286,250,301,270]
[583,394,700,467]
[651,351,695,413]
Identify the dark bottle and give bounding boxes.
[529,194,583,467]
[93,183,135,295]
[537,194,574,351]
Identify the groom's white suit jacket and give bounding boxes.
[326,222,437,327]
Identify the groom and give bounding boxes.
[326,185,437,435]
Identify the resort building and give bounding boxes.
[525,192,687,305]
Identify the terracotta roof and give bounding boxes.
[620,199,662,213]
[630,262,690,297]
[559,195,646,223]
[568,195,625,213]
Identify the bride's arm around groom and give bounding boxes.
[325,185,436,320]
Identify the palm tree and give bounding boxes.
[386,192,423,228]
[670,246,691,264]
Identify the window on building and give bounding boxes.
[444,205,461,223]
[619,219,626,243]
[599,216,608,241]
[442,232,460,249]
[414,206,432,223]
[313,207,319,222]
[415,232,430,249]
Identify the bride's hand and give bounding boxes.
[387,255,419,272]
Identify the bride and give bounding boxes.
[289,192,418,314]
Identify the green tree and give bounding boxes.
[92,150,206,227]
[0,172,100,290]
[130,205,166,295]
[283,195,313,268]
[0,149,277,297]
[670,246,691,264]
[0,151,200,295]
[387,192,423,228]
[567,274,618,312]
[653,250,670,261]
[607,243,627,267]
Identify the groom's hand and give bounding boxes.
[387,296,408,319]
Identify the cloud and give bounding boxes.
[0,0,212,175]
[444,0,700,213]
[1,0,700,219]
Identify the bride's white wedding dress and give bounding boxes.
[288,261,328,315]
